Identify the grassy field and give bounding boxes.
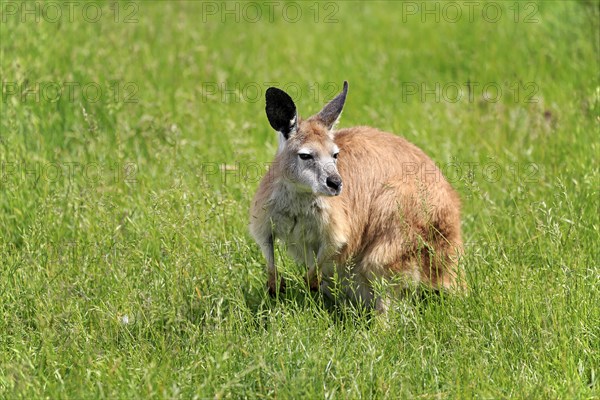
[1,0,599,398]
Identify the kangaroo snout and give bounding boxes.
[326,174,342,195]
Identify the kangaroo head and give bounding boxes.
[265,81,348,196]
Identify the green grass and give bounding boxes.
[1,0,599,398]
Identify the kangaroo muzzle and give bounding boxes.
[326,174,343,196]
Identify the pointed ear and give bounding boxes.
[265,87,298,139]
[317,81,348,130]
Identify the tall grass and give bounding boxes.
[1,1,598,398]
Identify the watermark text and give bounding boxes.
[1,1,139,24]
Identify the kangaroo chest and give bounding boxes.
[269,193,330,263]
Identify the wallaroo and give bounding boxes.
[250,81,464,311]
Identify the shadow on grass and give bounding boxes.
[241,277,449,330]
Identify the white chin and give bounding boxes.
[317,187,340,197]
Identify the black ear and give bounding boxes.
[265,87,297,139]
[317,81,348,130]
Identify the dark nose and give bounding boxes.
[326,175,342,193]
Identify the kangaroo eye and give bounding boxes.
[298,153,313,160]
[333,152,339,159]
